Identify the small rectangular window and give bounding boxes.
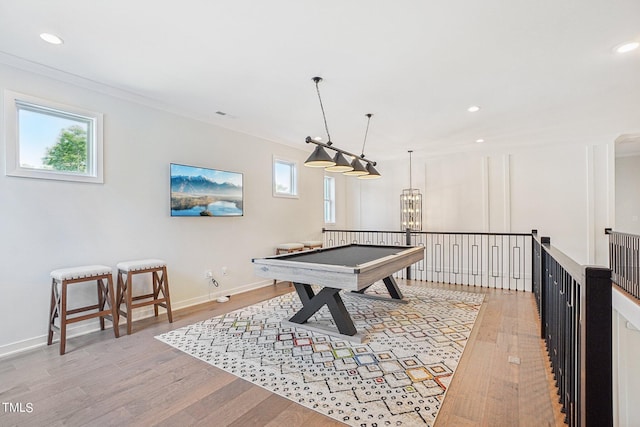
[273,157,298,198]
[4,90,103,183]
[324,175,335,223]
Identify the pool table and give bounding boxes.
[252,244,424,342]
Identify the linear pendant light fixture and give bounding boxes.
[304,77,380,179]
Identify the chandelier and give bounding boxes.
[400,150,422,230]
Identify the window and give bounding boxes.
[273,157,298,198]
[324,175,335,223]
[4,90,103,183]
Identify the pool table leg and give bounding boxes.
[382,276,404,299]
[290,283,358,336]
[352,275,404,300]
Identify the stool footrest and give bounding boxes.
[131,293,157,301]
[66,304,100,315]
[118,303,168,317]
[66,310,115,325]
[131,299,168,309]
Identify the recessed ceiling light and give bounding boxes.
[312,136,323,141]
[476,138,485,143]
[615,41,639,54]
[467,105,481,113]
[39,33,63,45]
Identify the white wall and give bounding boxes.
[509,144,603,264]
[425,154,486,232]
[615,155,640,234]
[0,63,329,355]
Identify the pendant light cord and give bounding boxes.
[360,113,372,157]
[409,150,413,190]
[314,77,332,144]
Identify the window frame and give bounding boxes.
[4,90,104,183]
[324,175,336,224]
[272,156,298,198]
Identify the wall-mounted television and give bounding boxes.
[170,163,243,217]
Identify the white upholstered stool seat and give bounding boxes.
[275,243,304,253]
[48,264,119,355]
[115,259,172,335]
[51,265,113,281]
[116,259,166,272]
[300,240,323,250]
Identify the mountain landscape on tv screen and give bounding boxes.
[171,175,240,195]
[171,174,242,216]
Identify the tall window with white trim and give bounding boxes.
[324,175,335,224]
[273,157,298,197]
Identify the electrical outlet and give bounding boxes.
[221,266,228,276]
[205,270,213,279]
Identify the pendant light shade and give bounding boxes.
[325,152,354,172]
[358,162,381,179]
[343,157,368,176]
[304,145,336,168]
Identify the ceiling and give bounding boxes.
[1,0,639,161]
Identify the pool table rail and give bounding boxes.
[252,244,424,291]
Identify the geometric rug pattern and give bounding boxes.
[156,283,484,426]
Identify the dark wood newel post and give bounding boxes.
[540,236,550,339]
[582,266,612,427]
[531,229,541,333]
[531,229,538,292]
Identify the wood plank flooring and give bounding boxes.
[0,281,564,426]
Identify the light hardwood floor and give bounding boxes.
[0,281,564,426]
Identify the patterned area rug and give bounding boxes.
[156,283,484,426]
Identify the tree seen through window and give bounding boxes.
[42,125,88,173]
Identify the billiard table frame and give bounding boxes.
[252,244,424,342]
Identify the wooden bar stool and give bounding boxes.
[48,265,119,355]
[301,240,323,250]
[116,259,173,335]
[273,243,305,286]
